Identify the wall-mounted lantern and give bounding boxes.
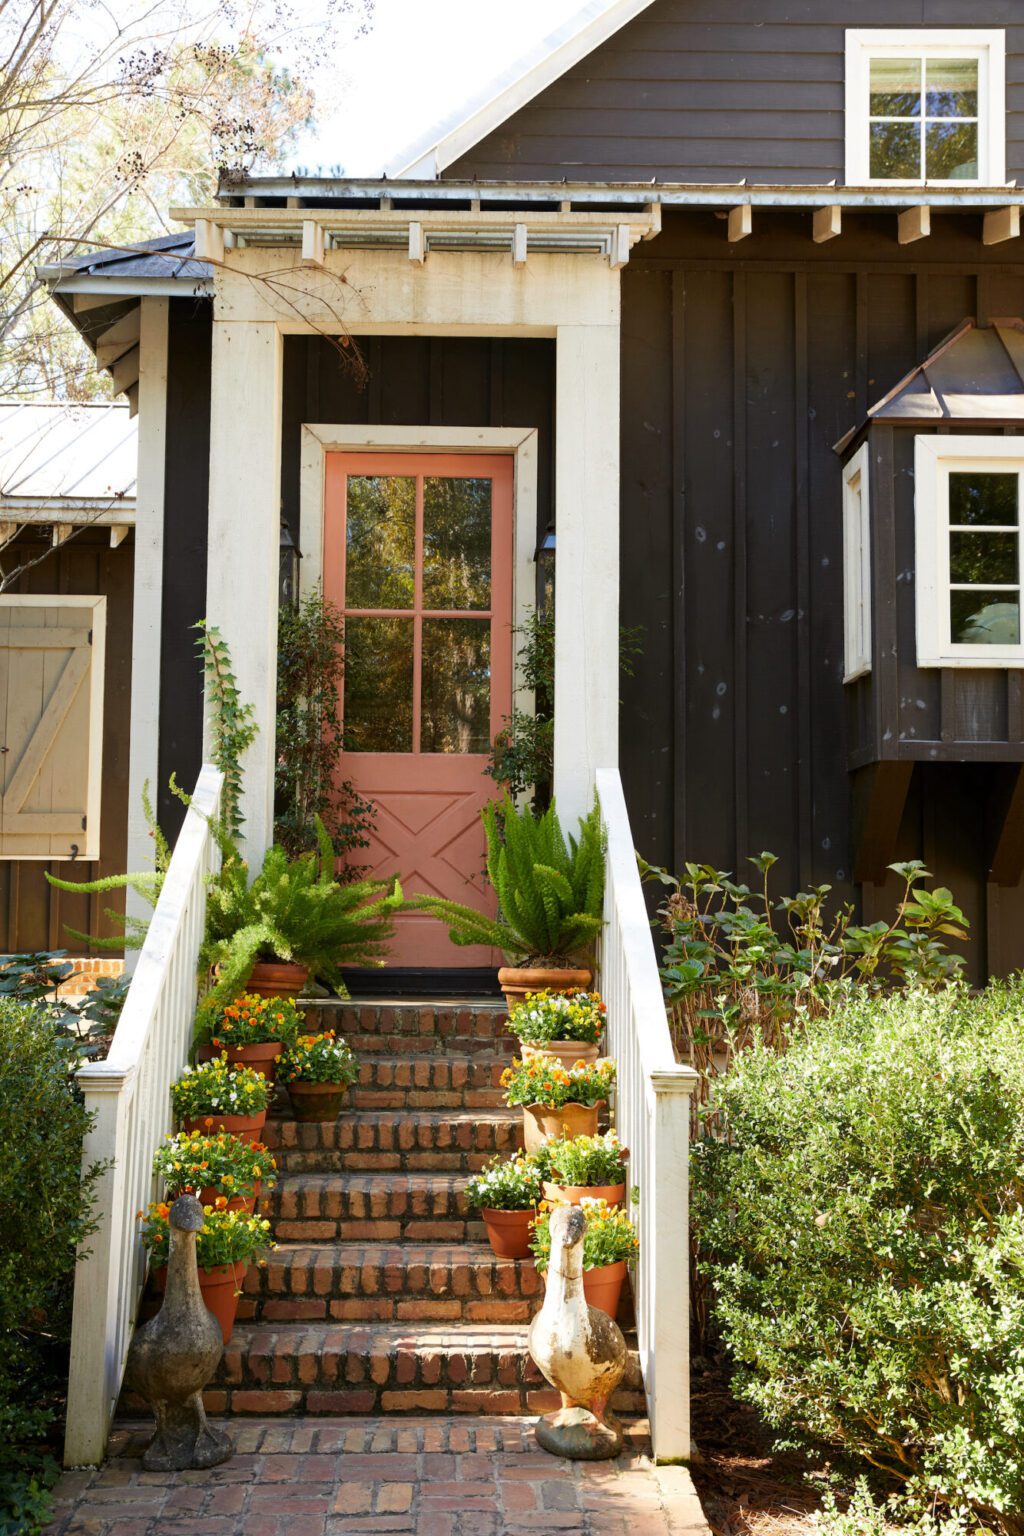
[279,519,300,610]
[534,522,555,614]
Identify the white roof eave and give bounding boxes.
[387,0,658,180]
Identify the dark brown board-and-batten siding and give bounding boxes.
[618,210,1024,983]
[448,0,1024,185]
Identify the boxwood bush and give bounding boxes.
[694,980,1024,1532]
[0,1000,105,1531]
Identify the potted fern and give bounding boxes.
[413,797,605,1008]
[198,819,402,1017]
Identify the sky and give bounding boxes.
[282,0,596,177]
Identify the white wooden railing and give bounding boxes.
[64,765,224,1466]
[596,767,699,1463]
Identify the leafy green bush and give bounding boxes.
[413,796,604,965]
[0,1000,105,1530]
[693,981,1024,1531]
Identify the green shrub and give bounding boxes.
[693,981,1024,1531]
[0,1000,105,1530]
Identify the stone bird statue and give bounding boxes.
[528,1202,627,1459]
[125,1193,232,1471]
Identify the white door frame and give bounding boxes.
[205,245,622,860]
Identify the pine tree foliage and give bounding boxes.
[413,797,605,964]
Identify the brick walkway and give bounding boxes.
[47,1417,710,1536]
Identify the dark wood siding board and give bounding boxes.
[158,299,212,841]
[447,2,1024,186]
[670,269,686,869]
[794,272,813,886]
[0,533,133,954]
[732,270,749,866]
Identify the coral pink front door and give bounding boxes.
[324,452,513,968]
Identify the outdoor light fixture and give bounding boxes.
[279,519,300,610]
[535,522,555,614]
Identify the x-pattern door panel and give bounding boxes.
[324,452,513,967]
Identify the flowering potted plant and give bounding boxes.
[153,1129,278,1212]
[507,990,606,1068]
[534,1131,628,1207]
[500,1054,617,1154]
[195,993,304,1080]
[139,1200,274,1341]
[171,1055,270,1142]
[465,1152,544,1259]
[279,1032,359,1121]
[530,1197,639,1318]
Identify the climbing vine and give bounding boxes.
[196,621,258,841]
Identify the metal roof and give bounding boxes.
[836,320,1024,453]
[0,402,137,505]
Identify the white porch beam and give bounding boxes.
[205,320,283,865]
[727,205,752,242]
[109,524,130,548]
[553,324,620,826]
[51,523,74,547]
[984,205,1021,245]
[0,521,19,543]
[512,223,528,268]
[194,218,234,262]
[898,205,931,244]
[813,205,842,243]
[301,220,326,267]
[408,221,425,264]
[125,296,168,961]
[609,225,631,269]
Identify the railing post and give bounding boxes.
[63,1070,132,1466]
[648,1064,699,1463]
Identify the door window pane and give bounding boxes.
[422,477,492,610]
[345,476,415,609]
[870,120,921,179]
[343,617,413,750]
[421,618,491,753]
[949,531,1018,585]
[949,472,1018,527]
[925,57,978,117]
[950,592,1020,645]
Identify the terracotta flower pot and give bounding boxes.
[200,1041,282,1080]
[180,1110,267,1144]
[197,1180,262,1213]
[246,960,310,999]
[286,1079,350,1122]
[542,1180,626,1208]
[582,1259,628,1320]
[520,1040,600,1069]
[522,1100,603,1155]
[481,1207,536,1259]
[150,1261,245,1343]
[498,967,593,1011]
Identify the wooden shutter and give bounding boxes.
[0,596,106,860]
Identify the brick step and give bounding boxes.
[265,1171,483,1243]
[301,998,515,1056]
[349,1053,505,1111]
[238,1242,542,1325]
[205,1322,645,1416]
[263,1108,522,1173]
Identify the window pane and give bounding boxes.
[870,120,921,179]
[949,531,1019,585]
[950,592,1020,645]
[949,472,1018,527]
[870,57,921,116]
[420,618,491,753]
[925,57,978,117]
[345,476,415,609]
[422,477,491,610]
[343,617,413,751]
[926,120,978,179]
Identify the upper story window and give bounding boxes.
[915,436,1024,668]
[846,30,1006,186]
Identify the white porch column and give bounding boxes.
[553,322,621,826]
[126,297,168,961]
[205,319,282,864]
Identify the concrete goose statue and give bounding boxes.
[125,1193,232,1470]
[528,1202,627,1459]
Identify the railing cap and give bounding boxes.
[650,1065,700,1094]
[75,1060,136,1093]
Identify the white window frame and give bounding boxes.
[845,29,1006,187]
[915,435,1024,668]
[843,444,872,682]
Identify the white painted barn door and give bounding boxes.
[0,596,106,860]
